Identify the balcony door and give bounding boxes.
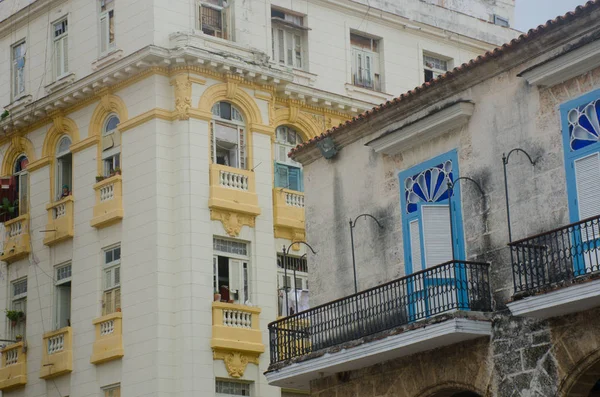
[562,94,600,276]
[399,151,467,319]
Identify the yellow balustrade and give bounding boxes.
[211,302,264,378]
[208,164,261,215]
[0,215,30,263]
[273,188,305,239]
[43,196,74,246]
[91,312,124,365]
[0,342,27,390]
[40,327,72,379]
[91,175,124,228]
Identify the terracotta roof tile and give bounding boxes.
[290,0,600,158]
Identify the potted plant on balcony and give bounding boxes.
[0,198,18,219]
[214,290,221,302]
[96,175,106,183]
[14,334,22,342]
[110,167,122,177]
[5,309,24,327]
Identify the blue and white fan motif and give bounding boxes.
[568,100,600,151]
[404,161,453,214]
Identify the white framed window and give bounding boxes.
[11,278,27,339]
[213,237,250,305]
[103,384,120,397]
[493,14,510,27]
[211,102,247,169]
[423,53,449,83]
[102,245,121,315]
[216,379,251,396]
[197,0,232,40]
[274,126,303,192]
[102,114,121,177]
[14,155,29,217]
[54,263,72,330]
[350,32,381,91]
[99,0,116,54]
[11,41,26,100]
[53,18,69,79]
[55,136,72,201]
[271,8,306,70]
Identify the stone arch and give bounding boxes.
[197,82,264,126]
[1,136,36,176]
[272,107,322,141]
[415,381,488,397]
[557,348,600,397]
[89,94,129,138]
[41,116,80,158]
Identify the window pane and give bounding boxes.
[220,102,232,120]
[286,31,293,65]
[277,29,285,63]
[114,247,121,261]
[12,279,27,297]
[57,137,71,155]
[104,116,120,134]
[105,250,113,264]
[213,238,248,256]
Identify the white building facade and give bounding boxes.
[0,0,515,396]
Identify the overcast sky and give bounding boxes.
[514,0,589,32]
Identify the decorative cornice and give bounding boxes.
[118,108,175,132]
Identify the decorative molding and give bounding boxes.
[211,209,256,237]
[171,73,193,120]
[70,136,100,154]
[41,115,80,158]
[91,49,124,71]
[272,108,322,140]
[520,39,600,88]
[45,73,76,95]
[198,82,264,126]
[366,101,475,155]
[0,136,36,176]
[27,156,51,172]
[213,350,260,378]
[118,108,175,132]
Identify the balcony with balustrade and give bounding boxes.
[91,312,124,365]
[91,175,124,229]
[273,188,305,241]
[265,260,493,390]
[0,214,30,263]
[508,214,600,319]
[0,342,27,391]
[40,327,72,379]
[43,196,74,246]
[211,302,264,370]
[208,164,261,225]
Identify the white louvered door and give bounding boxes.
[575,153,600,269]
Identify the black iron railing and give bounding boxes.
[510,215,600,295]
[268,260,491,365]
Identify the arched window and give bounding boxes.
[274,126,304,192]
[102,114,121,177]
[211,102,246,169]
[55,136,72,200]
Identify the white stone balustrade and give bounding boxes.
[223,309,253,329]
[285,192,305,208]
[219,170,249,190]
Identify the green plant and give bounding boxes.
[5,310,24,322]
[0,198,18,217]
[95,175,105,183]
[14,334,22,341]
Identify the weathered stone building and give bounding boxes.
[265,1,600,396]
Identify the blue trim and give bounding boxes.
[398,149,465,276]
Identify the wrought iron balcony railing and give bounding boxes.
[510,214,600,295]
[268,260,491,365]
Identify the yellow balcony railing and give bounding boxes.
[211,302,264,353]
[0,342,27,391]
[91,312,124,365]
[43,196,74,246]
[40,327,72,379]
[273,189,305,243]
[208,164,261,216]
[91,175,123,229]
[0,215,30,263]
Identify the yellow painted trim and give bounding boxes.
[0,137,36,176]
[211,302,264,378]
[198,82,264,126]
[273,189,305,250]
[254,91,273,102]
[91,312,124,365]
[0,342,27,391]
[70,136,100,154]
[0,214,31,263]
[190,76,207,85]
[90,175,123,228]
[39,326,73,379]
[43,196,74,246]
[188,108,213,121]
[26,156,50,172]
[250,123,275,136]
[273,108,322,141]
[118,108,174,132]
[41,114,80,158]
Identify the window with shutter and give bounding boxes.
[422,206,453,268]
[274,126,304,191]
[271,8,306,70]
[99,0,116,54]
[213,237,250,304]
[11,41,26,99]
[211,102,246,169]
[11,278,27,339]
[351,32,381,91]
[102,245,121,314]
[103,385,121,397]
[53,18,69,79]
[198,1,233,40]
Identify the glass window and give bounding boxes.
[102,115,121,177]
[351,33,381,91]
[103,245,121,315]
[216,380,251,396]
[54,263,71,330]
[55,136,72,200]
[211,102,246,169]
[11,278,27,339]
[271,9,305,70]
[198,0,232,40]
[100,0,116,53]
[213,237,248,256]
[423,53,449,83]
[12,41,26,99]
[274,126,304,191]
[53,18,69,79]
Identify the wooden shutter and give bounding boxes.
[421,205,453,268]
[63,36,68,74]
[409,220,422,270]
[274,163,289,189]
[100,12,109,52]
[54,39,62,77]
[288,166,301,191]
[210,121,215,163]
[228,259,242,302]
[239,127,246,169]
